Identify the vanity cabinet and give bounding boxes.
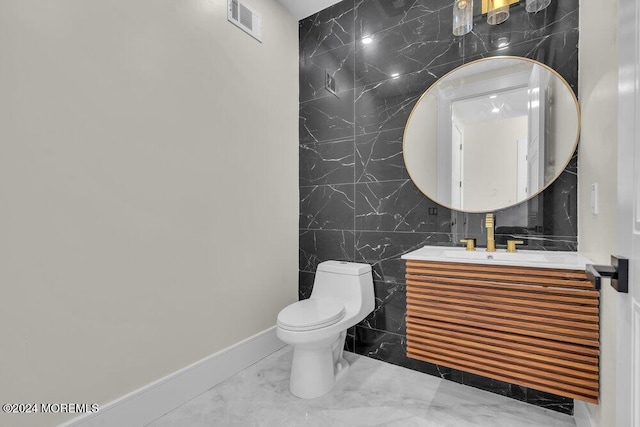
[405,259,599,403]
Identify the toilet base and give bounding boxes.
[289,331,348,399]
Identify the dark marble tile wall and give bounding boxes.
[299,0,578,415]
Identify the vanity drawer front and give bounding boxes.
[405,260,600,403]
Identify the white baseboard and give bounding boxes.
[59,326,285,427]
[574,400,594,427]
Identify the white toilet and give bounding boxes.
[276,260,374,399]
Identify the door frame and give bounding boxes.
[616,0,638,425]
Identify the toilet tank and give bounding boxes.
[311,261,374,314]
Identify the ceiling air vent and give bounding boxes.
[227,0,263,42]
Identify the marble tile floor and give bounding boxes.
[147,347,576,427]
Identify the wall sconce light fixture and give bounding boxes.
[453,0,552,35]
[453,0,473,36]
[486,0,511,25]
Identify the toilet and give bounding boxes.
[276,260,374,398]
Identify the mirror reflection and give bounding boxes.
[403,57,580,212]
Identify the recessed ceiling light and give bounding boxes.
[362,36,373,44]
[489,95,497,99]
[391,72,400,78]
[492,107,500,113]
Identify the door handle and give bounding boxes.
[585,255,629,293]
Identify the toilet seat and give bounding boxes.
[277,298,346,331]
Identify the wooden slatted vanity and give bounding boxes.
[402,246,599,403]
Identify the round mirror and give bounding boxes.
[403,56,580,213]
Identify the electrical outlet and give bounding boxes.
[325,71,337,96]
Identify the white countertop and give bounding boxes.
[401,245,594,270]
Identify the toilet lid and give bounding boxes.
[277,298,346,331]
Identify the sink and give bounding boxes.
[401,245,593,270]
[443,250,549,263]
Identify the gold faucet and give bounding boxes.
[485,213,496,252]
[507,240,524,253]
[460,239,476,251]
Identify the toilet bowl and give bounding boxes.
[276,261,374,398]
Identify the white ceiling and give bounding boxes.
[452,87,531,126]
[276,0,343,20]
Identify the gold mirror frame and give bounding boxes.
[403,56,581,213]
